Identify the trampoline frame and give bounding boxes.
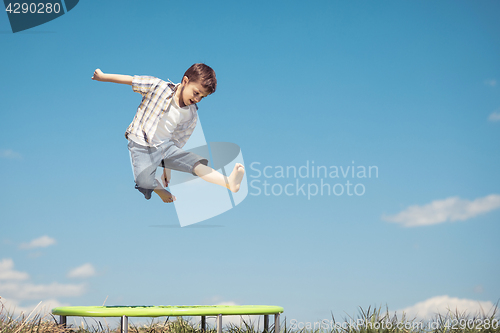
[52,305,283,333]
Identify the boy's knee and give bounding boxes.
[134,172,158,200]
[192,158,209,176]
[135,170,157,190]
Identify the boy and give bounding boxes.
[92,63,245,203]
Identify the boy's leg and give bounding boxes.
[193,162,245,193]
[128,140,175,201]
[160,141,245,193]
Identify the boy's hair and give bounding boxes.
[184,63,217,94]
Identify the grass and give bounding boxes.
[1,299,499,333]
[292,305,500,333]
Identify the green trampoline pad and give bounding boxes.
[52,305,284,317]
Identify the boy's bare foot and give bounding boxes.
[228,163,245,193]
[154,187,176,203]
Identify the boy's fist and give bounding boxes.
[92,68,104,81]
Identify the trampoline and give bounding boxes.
[52,305,283,333]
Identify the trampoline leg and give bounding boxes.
[121,315,128,333]
[264,315,269,333]
[217,314,222,333]
[201,316,206,332]
[59,315,67,328]
[274,313,280,333]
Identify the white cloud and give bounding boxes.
[0,282,86,300]
[67,263,96,279]
[0,258,86,319]
[382,194,500,227]
[488,111,500,122]
[396,295,496,320]
[215,301,262,328]
[19,235,56,249]
[0,149,22,160]
[484,79,497,87]
[473,285,484,294]
[1,297,68,318]
[0,258,29,281]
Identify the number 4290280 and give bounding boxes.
[5,2,61,14]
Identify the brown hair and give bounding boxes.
[183,63,217,94]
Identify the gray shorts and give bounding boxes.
[128,140,208,198]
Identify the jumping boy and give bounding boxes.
[92,63,245,203]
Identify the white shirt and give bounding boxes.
[152,96,192,145]
[126,76,198,148]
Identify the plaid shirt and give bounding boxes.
[125,75,198,147]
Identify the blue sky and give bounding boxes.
[1,0,499,328]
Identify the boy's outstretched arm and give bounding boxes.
[92,68,133,85]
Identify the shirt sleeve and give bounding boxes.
[132,76,162,96]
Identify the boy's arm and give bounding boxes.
[92,68,133,85]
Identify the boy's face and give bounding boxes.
[177,76,211,108]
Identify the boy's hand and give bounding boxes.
[92,68,104,81]
[91,69,133,85]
